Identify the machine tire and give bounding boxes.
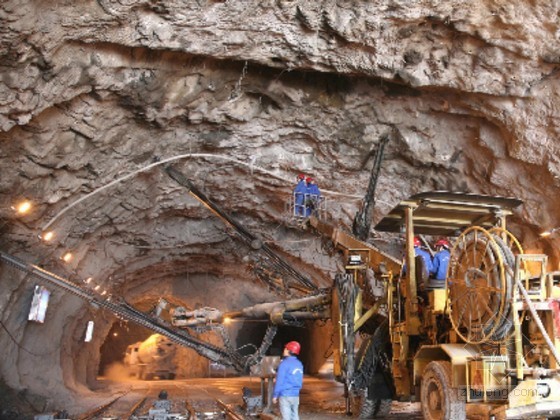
[421,361,465,420]
[376,399,392,416]
[359,398,375,418]
[354,320,391,390]
[359,398,392,418]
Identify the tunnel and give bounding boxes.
[1,1,560,418]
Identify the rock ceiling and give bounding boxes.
[0,0,560,409]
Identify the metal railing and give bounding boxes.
[288,192,327,220]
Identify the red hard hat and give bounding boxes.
[435,239,450,249]
[413,237,421,247]
[306,177,314,183]
[297,174,305,180]
[285,341,301,355]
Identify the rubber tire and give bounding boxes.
[421,361,466,420]
[359,398,392,418]
[354,320,391,391]
[359,398,375,418]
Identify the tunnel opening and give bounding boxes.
[98,321,151,376]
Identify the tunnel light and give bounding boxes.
[84,321,94,342]
[13,200,32,215]
[61,252,73,263]
[101,290,107,296]
[85,277,92,284]
[223,317,232,325]
[94,285,101,291]
[28,285,50,323]
[540,227,560,237]
[113,332,118,337]
[41,231,55,242]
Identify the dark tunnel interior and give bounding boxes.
[98,321,152,375]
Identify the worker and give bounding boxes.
[273,341,304,420]
[305,177,321,217]
[403,237,433,291]
[293,174,307,217]
[413,236,433,281]
[430,238,450,285]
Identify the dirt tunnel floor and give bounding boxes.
[65,376,422,419]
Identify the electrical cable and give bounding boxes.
[41,153,369,233]
[0,318,58,357]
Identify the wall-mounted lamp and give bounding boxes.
[540,227,560,237]
[40,231,55,242]
[13,200,32,215]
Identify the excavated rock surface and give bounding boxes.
[1,0,560,414]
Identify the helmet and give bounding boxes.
[297,174,305,180]
[306,177,314,183]
[413,237,421,247]
[435,239,450,249]
[285,341,301,355]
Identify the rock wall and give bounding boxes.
[0,0,559,410]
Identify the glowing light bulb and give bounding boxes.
[62,252,73,263]
[540,228,559,237]
[94,285,101,291]
[41,231,54,242]
[113,332,118,337]
[223,317,231,325]
[101,290,107,296]
[85,277,92,284]
[14,200,32,215]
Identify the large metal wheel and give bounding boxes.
[447,227,509,344]
[421,361,466,420]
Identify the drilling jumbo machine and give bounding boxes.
[5,161,560,419]
[322,191,560,419]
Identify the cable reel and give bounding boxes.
[446,226,520,344]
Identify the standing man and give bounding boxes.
[293,174,307,217]
[273,341,304,420]
[305,177,321,217]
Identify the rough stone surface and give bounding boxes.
[1,0,560,413]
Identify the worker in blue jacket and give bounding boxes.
[413,236,433,278]
[293,174,307,217]
[430,238,450,285]
[305,177,321,217]
[403,237,433,278]
[273,341,304,420]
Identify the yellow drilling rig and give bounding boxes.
[320,191,560,419]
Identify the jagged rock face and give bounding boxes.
[1,0,560,409]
